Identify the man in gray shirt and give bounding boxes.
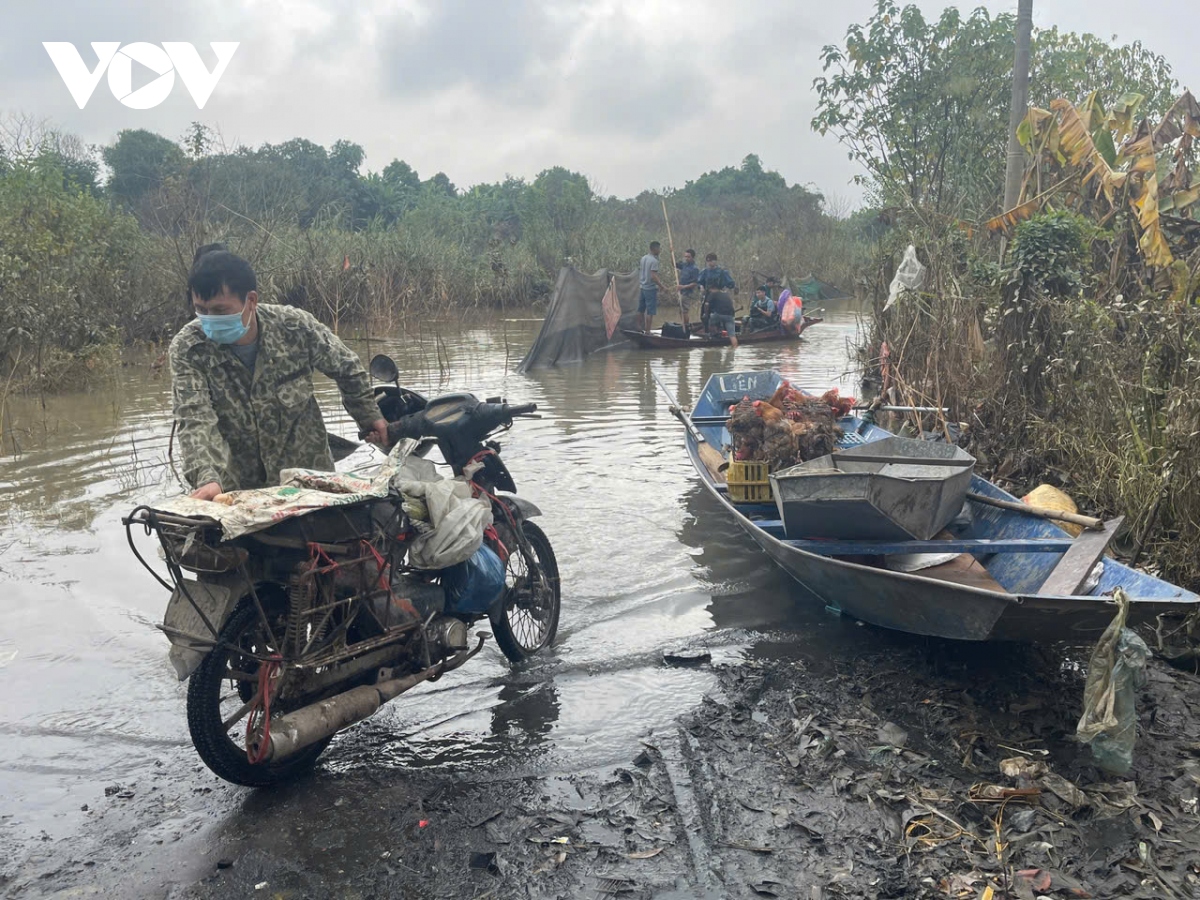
[637,241,664,333]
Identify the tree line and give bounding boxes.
[0,108,852,390]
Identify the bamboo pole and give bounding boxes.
[661,198,679,288]
[661,197,681,316]
[967,491,1104,531]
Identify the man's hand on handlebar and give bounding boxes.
[361,418,389,446]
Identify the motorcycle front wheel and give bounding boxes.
[186,597,331,787]
[490,521,561,662]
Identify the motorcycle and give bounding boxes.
[123,355,560,786]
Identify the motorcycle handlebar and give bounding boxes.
[386,415,424,442]
[383,399,537,445]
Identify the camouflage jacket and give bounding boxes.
[169,304,382,492]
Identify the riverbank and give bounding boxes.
[4,630,1198,899]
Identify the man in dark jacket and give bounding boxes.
[676,249,701,330]
[697,252,738,348]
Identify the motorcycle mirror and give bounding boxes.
[369,354,399,384]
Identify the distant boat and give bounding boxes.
[674,369,1199,642]
[622,316,822,350]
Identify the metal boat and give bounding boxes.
[673,369,1200,642]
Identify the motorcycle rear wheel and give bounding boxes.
[490,521,561,662]
[187,598,331,787]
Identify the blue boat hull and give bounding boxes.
[683,370,1199,642]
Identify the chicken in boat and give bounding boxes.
[724,382,855,471]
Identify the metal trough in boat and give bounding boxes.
[770,436,976,541]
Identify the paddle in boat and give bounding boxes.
[657,369,1200,642]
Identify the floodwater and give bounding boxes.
[0,304,878,878]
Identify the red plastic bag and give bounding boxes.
[780,296,805,333]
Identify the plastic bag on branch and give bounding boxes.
[1076,588,1150,775]
[885,245,926,311]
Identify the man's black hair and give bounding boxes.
[188,250,257,302]
[650,240,661,251]
[685,248,696,257]
[705,252,718,262]
[192,242,228,265]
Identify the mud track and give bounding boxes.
[5,633,1200,900]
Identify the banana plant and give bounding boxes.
[988,90,1200,272]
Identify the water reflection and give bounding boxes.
[0,301,868,856]
[489,677,561,747]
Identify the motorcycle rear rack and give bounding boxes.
[123,505,434,672]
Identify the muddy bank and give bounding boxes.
[676,639,1200,899]
[6,630,1199,899]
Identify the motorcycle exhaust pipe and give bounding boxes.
[260,636,484,763]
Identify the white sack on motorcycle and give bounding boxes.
[398,476,493,569]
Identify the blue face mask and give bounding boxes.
[197,310,249,344]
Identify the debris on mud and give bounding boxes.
[5,636,1200,900]
[669,640,1200,899]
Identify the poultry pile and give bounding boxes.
[725,382,850,470]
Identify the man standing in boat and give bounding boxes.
[697,252,738,348]
[676,248,701,331]
[637,240,665,333]
[169,247,388,500]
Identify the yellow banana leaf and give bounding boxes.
[985,198,1044,234]
[1052,99,1123,204]
[1025,92,1198,271]
[1109,92,1146,142]
[1134,172,1174,268]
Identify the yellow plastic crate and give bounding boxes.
[726,456,771,503]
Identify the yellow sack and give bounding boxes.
[1022,484,1082,536]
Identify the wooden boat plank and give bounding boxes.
[916,555,1007,593]
[784,538,1074,555]
[1036,516,1123,596]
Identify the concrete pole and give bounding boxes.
[1002,0,1034,212]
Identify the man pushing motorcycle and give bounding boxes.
[170,246,389,499]
[129,255,560,786]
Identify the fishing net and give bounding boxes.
[517,267,642,372]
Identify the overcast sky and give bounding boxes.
[3,0,1197,209]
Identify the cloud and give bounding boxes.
[3,0,1199,206]
[377,0,583,105]
[0,1,208,85]
[560,16,712,140]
